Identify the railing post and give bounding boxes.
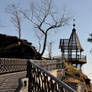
[26,60,29,78]
[26,60,32,92]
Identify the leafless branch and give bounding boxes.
[20,11,38,26]
[21,0,71,56]
[7,4,22,39]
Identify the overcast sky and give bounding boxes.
[0,0,92,81]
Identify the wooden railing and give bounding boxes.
[63,54,86,63]
[27,60,77,92]
[0,58,27,74]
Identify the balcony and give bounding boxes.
[62,54,86,64]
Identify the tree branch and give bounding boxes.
[36,25,45,34]
[21,11,38,25]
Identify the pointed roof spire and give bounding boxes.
[72,19,76,32]
[69,21,84,51]
[73,19,76,28]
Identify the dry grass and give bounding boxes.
[65,63,80,76]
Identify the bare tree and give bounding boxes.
[7,4,22,39]
[21,0,71,56]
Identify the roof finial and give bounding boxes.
[73,19,76,29]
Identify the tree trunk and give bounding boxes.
[19,25,21,39]
[40,33,47,56]
[38,40,41,52]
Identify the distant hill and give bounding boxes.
[0,34,41,59]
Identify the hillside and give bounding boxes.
[63,62,92,91]
[0,34,41,59]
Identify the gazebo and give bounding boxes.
[59,24,86,70]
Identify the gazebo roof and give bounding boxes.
[69,28,84,51]
[59,25,84,51]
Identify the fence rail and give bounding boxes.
[27,60,76,92]
[0,58,27,74]
[63,54,86,63]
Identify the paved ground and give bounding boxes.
[0,71,27,92]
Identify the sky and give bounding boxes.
[0,0,92,81]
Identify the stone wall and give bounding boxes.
[33,59,63,71]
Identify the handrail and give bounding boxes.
[27,59,77,92]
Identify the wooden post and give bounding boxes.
[76,64,78,68]
[76,48,78,59]
[80,51,82,59]
[80,64,82,70]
